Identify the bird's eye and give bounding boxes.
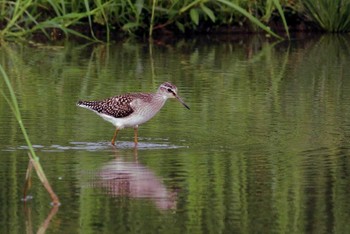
[167,88,172,92]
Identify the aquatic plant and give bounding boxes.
[0,0,291,41]
[0,0,101,41]
[0,64,60,205]
[302,0,350,32]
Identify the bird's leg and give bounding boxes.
[134,127,138,146]
[111,128,119,146]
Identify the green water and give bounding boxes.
[1,35,350,233]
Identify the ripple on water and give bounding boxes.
[4,141,187,152]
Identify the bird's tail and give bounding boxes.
[76,100,99,110]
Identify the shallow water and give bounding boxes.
[1,35,350,233]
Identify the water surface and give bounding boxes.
[1,35,350,233]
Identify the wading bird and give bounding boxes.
[77,82,190,146]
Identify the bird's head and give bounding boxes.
[158,82,190,110]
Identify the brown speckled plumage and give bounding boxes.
[78,94,137,118]
[76,82,190,146]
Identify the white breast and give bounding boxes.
[101,95,168,129]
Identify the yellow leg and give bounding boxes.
[111,128,119,146]
[134,127,138,145]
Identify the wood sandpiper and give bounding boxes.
[77,82,190,146]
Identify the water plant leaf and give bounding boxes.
[216,0,282,39]
[176,21,185,33]
[46,0,64,16]
[96,0,111,42]
[200,4,216,23]
[33,21,94,41]
[179,0,202,14]
[0,0,291,41]
[122,22,140,31]
[135,0,144,16]
[302,0,350,32]
[83,0,98,40]
[190,8,199,25]
[272,0,289,38]
[1,0,32,36]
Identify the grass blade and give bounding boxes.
[83,0,98,40]
[216,0,282,39]
[272,0,289,38]
[0,64,60,205]
[200,4,216,23]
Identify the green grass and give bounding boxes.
[0,0,293,42]
[2,0,349,42]
[1,63,60,205]
[4,0,349,42]
[302,0,350,32]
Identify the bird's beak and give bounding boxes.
[176,95,190,110]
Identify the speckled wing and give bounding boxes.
[77,94,135,118]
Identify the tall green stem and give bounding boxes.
[0,63,60,205]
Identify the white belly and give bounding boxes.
[97,103,162,129]
[92,95,167,129]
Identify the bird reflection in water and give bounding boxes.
[95,150,177,211]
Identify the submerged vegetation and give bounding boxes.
[0,0,349,42]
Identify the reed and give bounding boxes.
[0,64,60,205]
